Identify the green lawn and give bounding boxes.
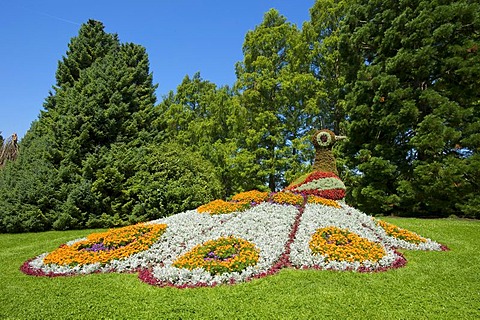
[1,217,479,319]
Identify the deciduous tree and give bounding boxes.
[235,9,321,190]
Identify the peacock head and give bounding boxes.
[312,129,346,150]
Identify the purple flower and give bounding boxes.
[84,243,110,252]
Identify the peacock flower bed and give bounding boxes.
[21,189,448,288]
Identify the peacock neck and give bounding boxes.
[313,149,338,175]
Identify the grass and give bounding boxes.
[1,217,479,319]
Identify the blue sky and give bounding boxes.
[0,0,314,139]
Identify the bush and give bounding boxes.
[85,142,223,225]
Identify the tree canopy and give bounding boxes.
[0,20,221,232]
[339,0,480,217]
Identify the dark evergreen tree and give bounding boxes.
[55,19,119,89]
[47,40,160,229]
[340,0,480,217]
[0,20,222,232]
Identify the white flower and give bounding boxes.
[24,199,444,285]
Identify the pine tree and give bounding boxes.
[55,19,119,89]
[49,40,159,229]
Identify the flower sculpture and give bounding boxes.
[22,129,448,288]
[286,129,346,200]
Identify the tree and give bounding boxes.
[304,0,354,135]
[0,20,166,232]
[235,9,321,191]
[45,40,158,229]
[340,0,480,217]
[55,19,119,89]
[155,73,241,198]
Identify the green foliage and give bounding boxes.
[155,72,242,197]
[2,2,479,233]
[340,0,480,217]
[304,0,353,134]
[86,142,222,226]
[0,20,221,232]
[234,9,321,191]
[55,19,119,89]
[0,123,61,232]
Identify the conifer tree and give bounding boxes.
[0,20,221,232]
[55,19,119,89]
[340,0,480,217]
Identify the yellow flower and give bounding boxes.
[375,219,427,244]
[309,226,385,263]
[44,223,167,266]
[197,199,250,215]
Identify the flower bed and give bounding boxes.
[142,203,299,288]
[290,204,404,271]
[198,190,303,215]
[43,223,167,266]
[22,222,168,276]
[309,226,386,263]
[173,236,260,275]
[22,192,447,287]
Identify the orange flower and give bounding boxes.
[309,226,385,263]
[197,199,250,215]
[43,223,167,266]
[375,219,427,244]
